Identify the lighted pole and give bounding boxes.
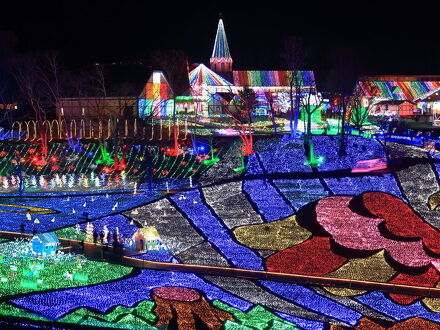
[18,164,23,200]
[147,146,153,194]
[15,156,24,200]
[173,96,178,152]
[338,95,348,156]
[139,146,154,195]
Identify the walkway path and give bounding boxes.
[2,230,440,299]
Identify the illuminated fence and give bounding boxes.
[10,118,189,141]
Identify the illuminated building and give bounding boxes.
[414,87,440,126]
[358,76,440,124]
[138,71,174,118]
[31,232,59,257]
[139,17,319,119]
[57,97,137,121]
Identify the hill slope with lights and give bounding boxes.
[2,135,440,329]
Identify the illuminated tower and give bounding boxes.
[210,18,233,73]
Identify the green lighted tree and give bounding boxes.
[301,76,324,167]
[281,37,308,138]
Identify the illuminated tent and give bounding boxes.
[189,65,234,116]
[189,64,233,89]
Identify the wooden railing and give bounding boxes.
[9,118,190,142]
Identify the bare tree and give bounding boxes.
[302,78,323,140]
[0,65,15,131]
[88,64,110,120]
[61,70,92,151]
[11,52,64,165]
[281,37,308,137]
[301,75,324,166]
[81,65,133,168]
[88,65,122,168]
[326,46,362,156]
[150,49,190,155]
[224,87,257,158]
[150,49,190,96]
[0,32,18,131]
[264,91,277,134]
[348,85,370,133]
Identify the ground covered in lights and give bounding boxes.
[2,136,440,328]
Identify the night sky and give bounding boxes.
[1,1,439,91]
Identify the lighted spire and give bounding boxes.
[210,18,233,73]
[211,19,231,59]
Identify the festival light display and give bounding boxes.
[135,18,320,121]
[233,215,311,251]
[324,251,395,296]
[4,135,440,328]
[358,77,440,125]
[243,178,293,221]
[175,95,195,114]
[414,87,440,125]
[30,232,59,257]
[233,70,315,88]
[6,13,440,330]
[189,64,232,90]
[210,18,233,73]
[215,301,299,329]
[59,300,158,327]
[11,269,254,319]
[0,239,132,299]
[187,66,319,118]
[255,137,312,174]
[359,79,440,101]
[171,188,263,270]
[0,142,220,195]
[139,71,174,117]
[153,286,233,329]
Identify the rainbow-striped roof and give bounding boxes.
[415,86,440,101]
[359,76,440,101]
[233,71,315,87]
[189,64,233,87]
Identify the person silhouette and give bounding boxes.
[79,240,85,253]
[93,230,98,244]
